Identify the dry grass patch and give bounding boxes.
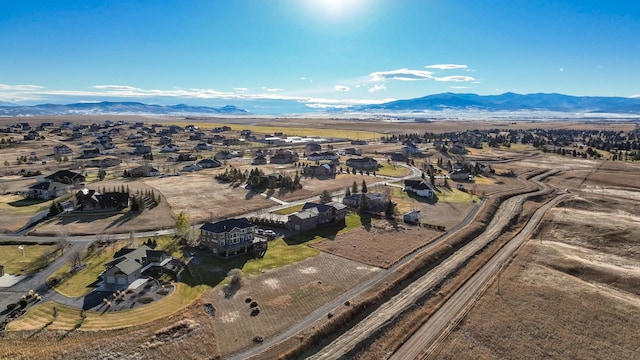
[312,220,443,268]
[204,253,381,356]
[431,193,640,360]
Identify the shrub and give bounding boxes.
[6,303,17,311]
[250,308,260,317]
[137,297,154,304]
[19,299,28,308]
[156,289,169,296]
[250,301,258,308]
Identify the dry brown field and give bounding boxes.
[203,252,381,356]
[430,193,640,359]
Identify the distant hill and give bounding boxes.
[2,93,640,116]
[0,101,249,116]
[355,92,640,113]
[0,101,17,107]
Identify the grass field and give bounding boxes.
[272,204,304,215]
[7,282,207,331]
[47,241,129,297]
[0,244,58,275]
[375,163,412,177]
[0,194,53,216]
[161,121,384,140]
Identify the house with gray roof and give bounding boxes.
[199,218,256,257]
[101,245,172,286]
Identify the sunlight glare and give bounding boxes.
[303,0,367,20]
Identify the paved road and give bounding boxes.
[0,239,91,324]
[391,192,569,360]
[308,172,554,360]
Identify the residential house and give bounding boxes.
[345,157,379,170]
[128,166,160,177]
[450,170,472,181]
[160,144,179,153]
[252,155,267,165]
[101,245,173,286]
[27,181,68,200]
[303,163,336,177]
[197,158,222,169]
[177,153,197,162]
[181,164,203,172]
[351,139,368,145]
[45,170,86,185]
[75,189,129,210]
[82,148,101,158]
[194,142,212,151]
[344,147,362,156]
[305,142,322,153]
[401,142,422,157]
[403,209,422,223]
[270,149,299,164]
[133,145,152,155]
[307,151,339,161]
[287,202,347,231]
[53,145,73,156]
[198,218,256,257]
[450,143,468,155]
[87,157,121,168]
[404,179,434,198]
[342,192,388,211]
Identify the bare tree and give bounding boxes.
[70,248,83,271]
[56,230,69,255]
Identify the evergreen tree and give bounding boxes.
[358,193,368,212]
[361,180,368,193]
[352,181,358,194]
[385,200,396,218]
[345,187,351,197]
[319,190,332,204]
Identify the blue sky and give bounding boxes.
[1,0,639,109]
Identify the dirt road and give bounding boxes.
[390,193,569,360]
[309,172,555,360]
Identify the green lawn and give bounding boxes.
[0,244,59,275]
[48,241,129,297]
[376,163,412,177]
[434,187,480,203]
[272,204,304,215]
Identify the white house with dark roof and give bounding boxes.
[199,218,256,256]
[404,179,434,198]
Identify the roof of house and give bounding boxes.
[106,245,155,275]
[404,179,433,190]
[290,207,319,220]
[200,218,253,233]
[302,202,347,213]
[45,170,85,182]
[29,181,53,190]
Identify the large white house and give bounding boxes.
[403,179,434,198]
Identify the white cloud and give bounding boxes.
[434,75,475,82]
[0,84,44,90]
[425,64,468,70]
[369,68,433,81]
[262,87,284,92]
[233,87,249,92]
[93,85,139,91]
[334,85,350,92]
[450,86,470,89]
[630,94,640,98]
[300,77,307,80]
[368,84,386,93]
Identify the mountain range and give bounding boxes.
[355,92,640,113]
[0,101,248,117]
[2,93,640,116]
